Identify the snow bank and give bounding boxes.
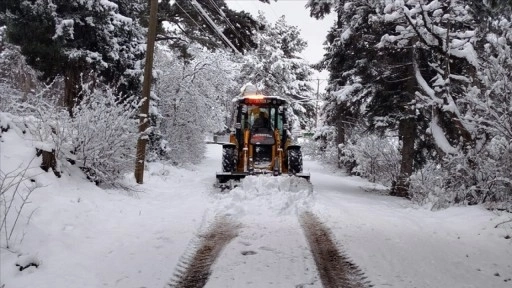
[0,122,214,288]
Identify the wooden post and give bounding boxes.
[134,0,158,184]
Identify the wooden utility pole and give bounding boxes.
[315,78,320,128]
[134,0,158,184]
[313,78,327,128]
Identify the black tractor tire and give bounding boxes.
[287,147,303,174]
[222,145,237,172]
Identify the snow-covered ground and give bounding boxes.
[1,126,511,288]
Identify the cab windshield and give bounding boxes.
[241,105,283,133]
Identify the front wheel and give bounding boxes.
[287,147,303,174]
[222,145,237,172]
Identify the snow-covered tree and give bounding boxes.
[4,0,145,115]
[149,45,238,165]
[309,0,511,208]
[0,27,42,106]
[310,1,384,169]
[238,13,316,130]
[441,2,512,209]
[381,0,477,147]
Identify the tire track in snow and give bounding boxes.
[168,216,239,288]
[300,211,372,288]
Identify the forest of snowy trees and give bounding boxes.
[1,0,511,211]
[0,0,317,183]
[307,0,512,210]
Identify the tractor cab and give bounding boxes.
[236,96,287,169]
[216,84,309,187]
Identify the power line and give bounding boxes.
[175,1,233,51]
[188,1,231,48]
[190,1,238,52]
[208,0,239,35]
[174,1,214,45]
[207,0,251,51]
[190,0,241,55]
[209,0,250,48]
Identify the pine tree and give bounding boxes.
[238,13,316,130]
[316,1,384,163]
[310,0,480,196]
[308,0,511,207]
[4,0,146,115]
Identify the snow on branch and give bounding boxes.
[430,115,458,155]
[450,40,479,68]
[333,84,362,104]
[414,60,440,103]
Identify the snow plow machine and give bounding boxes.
[216,84,310,189]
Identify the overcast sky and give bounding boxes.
[225,0,336,86]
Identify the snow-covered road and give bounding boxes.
[197,144,512,288]
[307,159,512,288]
[1,133,511,288]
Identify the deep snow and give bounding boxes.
[1,126,511,288]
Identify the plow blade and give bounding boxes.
[216,172,310,185]
[295,173,310,182]
[215,172,249,184]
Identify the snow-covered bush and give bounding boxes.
[70,88,138,185]
[340,135,400,185]
[409,161,448,209]
[150,47,235,165]
[307,125,400,186]
[0,156,39,249]
[303,126,336,162]
[410,137,512,211]
[68,85,138,185]
[1,80,137,185]
[1,82,69,174]
[0,32,43,111]
[0,83,25,114]
[298,136,317,160]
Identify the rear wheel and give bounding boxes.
[222,145,237,172]
[287,147,303,174]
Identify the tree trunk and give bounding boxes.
[334,5,345,168]
[134,0,158,184]
[63,65,81,117]
[393,49,417,198]
[394,115,416,197]
[335,113,345,169]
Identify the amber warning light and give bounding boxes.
[244,94,265,99]
[244,96,269,104]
